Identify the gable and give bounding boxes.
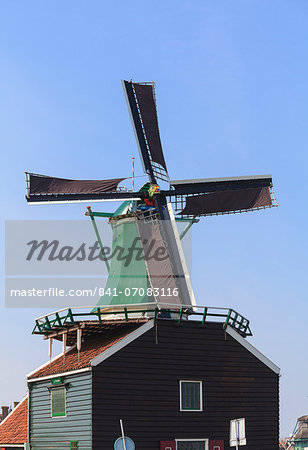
[91,319,280,449]
[225,325,280,374]
[91,319,154,366]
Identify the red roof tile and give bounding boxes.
[28,322,141,380]
[0,396,28,445]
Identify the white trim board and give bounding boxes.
[28,197,139,205]
[91,319,154,366]
[225,325,280,374]
[167,203,196,307]
[27,367,91,383]
[0,445,26,448]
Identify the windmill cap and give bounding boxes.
[298,415,308,421]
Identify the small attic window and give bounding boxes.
[180,381,202,411]
[70,442,78,449]
[51,386,66,417]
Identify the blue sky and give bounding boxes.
[1,0,307,438]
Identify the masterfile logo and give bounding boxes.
[5,219,192,307]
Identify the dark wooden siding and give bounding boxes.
[92,320,279,450]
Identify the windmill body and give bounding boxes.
[85,195,194,308]
[97,209,152,307]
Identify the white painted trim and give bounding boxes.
[175,438,209,450]
[27,367,91,383]
[179,380,203,412]
[225,325,280,374]
[28,197,139,205]
[0,445,25,447]
[167,203,196,307]
[0,395,28,430]
[91,320,154,366]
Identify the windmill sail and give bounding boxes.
[25,173,139,204]
[28,173,126,195]
[179,186,273,216]
[167,175,276,216]
[169,174,273,195]
[122,80,168,182]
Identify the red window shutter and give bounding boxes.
[160,441,176,450]
[209,440,224,450]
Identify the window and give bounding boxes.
[51,387,66,417]
[179,381,202,411]
[70,442,78,449]
[176,439,208,450]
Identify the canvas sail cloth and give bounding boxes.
[122,81,168,182]
[179,186,272,216]
[28,173,126,195]
[136,215,185,307]
[133,83,167,171]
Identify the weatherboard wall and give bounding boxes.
[294,441,308,450]
[92,319,279,449]
[29,371,92,449]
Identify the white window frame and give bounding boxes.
[179,380,203,412]
[175,438,209,450]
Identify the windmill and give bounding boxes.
[25,80,277,310]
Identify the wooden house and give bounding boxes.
[0,308,280,449]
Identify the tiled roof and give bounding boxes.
[28,321,142,380]
[0,396,28,445]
